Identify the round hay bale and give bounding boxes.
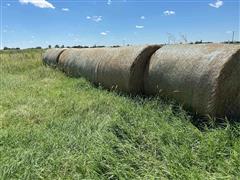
[144,44,240,118]
[43,48,66,67]
[59,45,161,93]
[58,48,102,83]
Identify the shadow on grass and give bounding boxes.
[106,88,240,131]
[190,114,240,131]
[69,76,240,131]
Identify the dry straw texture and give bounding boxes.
[43,48,66,67]
[144,44,240,118]
[59,45,160,93]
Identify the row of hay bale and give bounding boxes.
[43,45,161,94]
[43,44,240,119]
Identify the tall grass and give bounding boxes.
[0,49,240,179]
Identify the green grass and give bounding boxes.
[0,49,240,179]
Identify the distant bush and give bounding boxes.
[188,41,213,44]
[111,45,121,48]
[222,41,240,44]
[72,45,84,48]
[3,47,20,50]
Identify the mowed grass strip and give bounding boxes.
[0,49,240,179]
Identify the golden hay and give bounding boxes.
[59,45,160,93]
[42,48,66,67]
[144,44,240,118]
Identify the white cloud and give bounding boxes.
[100,31,110,35]
[107,0,112,5]
[19,0,55,9]
[140,16,145,20]
[86,16,103,22]
[209,0,223,8]
[163,10,175,16]
[136,25,144,29]
[100,32,107,35]
[61,8,69,11]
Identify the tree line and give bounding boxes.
[2,41,240,50]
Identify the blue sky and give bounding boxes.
[1,0,239,49]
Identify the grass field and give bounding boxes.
[1,49,240,179]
